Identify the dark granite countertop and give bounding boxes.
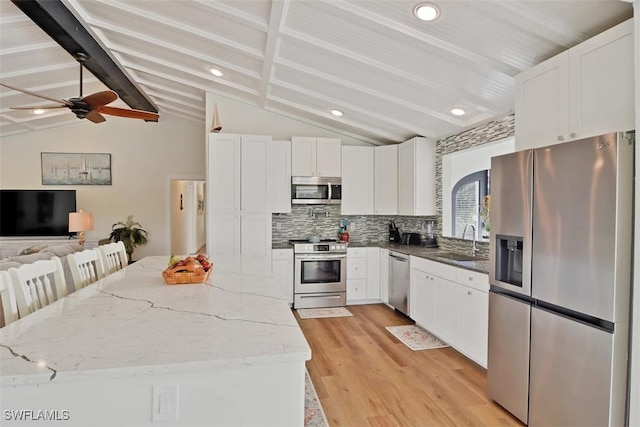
[272,241,489,274]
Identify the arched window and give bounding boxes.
[451,170,489,239]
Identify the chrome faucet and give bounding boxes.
[462,223,478,256]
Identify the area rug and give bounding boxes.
[385,325,449,351]
[305,369,329,427]
[297,307,353,319]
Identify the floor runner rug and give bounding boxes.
[385,325,449,351]
[305,369,329,427]
[297,307,353,319]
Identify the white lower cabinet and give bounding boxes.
[379,248,389,304]
[346,247,381,304]
[271,249,293,305]
[409,256,489,367]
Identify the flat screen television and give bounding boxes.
[0,189,77,237]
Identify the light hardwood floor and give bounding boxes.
[295,303,523,427]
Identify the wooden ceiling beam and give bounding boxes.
[10,0,158,119]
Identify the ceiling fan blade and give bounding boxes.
[0,82,72,107]
[98,106,159,121]
[10,104,68,110]
[86,109,106,123]
[82,90,118,108]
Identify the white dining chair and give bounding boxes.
[97,241,128,275]
[67,249,105,291]
[8,256,68,318]
[0,270,19,327]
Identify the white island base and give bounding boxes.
[3,362,305,426]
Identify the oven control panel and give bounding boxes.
[292,243,347,254]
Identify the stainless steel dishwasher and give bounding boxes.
[388,251,410,316]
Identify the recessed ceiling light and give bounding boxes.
[33,109,45,115]
[413,3,440,21]
[450,107,466,116]
[330,109,344,117]
[208,66,224,77]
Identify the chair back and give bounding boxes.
[67,249,105,291]
[0,270,19,327]
[8,256,67,318]
[98,241,128,274]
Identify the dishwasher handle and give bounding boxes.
[389,253,408,262]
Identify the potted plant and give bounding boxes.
[109,215,148,262]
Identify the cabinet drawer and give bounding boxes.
[410,256,456,282]
[456,269,489,292]
[347,278,367,300]
[272,249,293,260]
[347,258,367,279]
[347,248,367,258]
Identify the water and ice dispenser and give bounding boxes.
[495,235,523,287]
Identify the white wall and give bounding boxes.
[0,114,204,259]
[205,93,372,146]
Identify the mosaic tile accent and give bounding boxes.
[272,113,513,260]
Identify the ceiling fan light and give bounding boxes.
[33,109,45,115]
[413,3,440,21]
[209,67,224,77]
[330,109,344,117]
[450,107,466,116]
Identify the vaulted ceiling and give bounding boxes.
[0,0,633,144]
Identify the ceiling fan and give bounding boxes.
[0,53,159,123]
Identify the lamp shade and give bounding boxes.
[68,211,94,232]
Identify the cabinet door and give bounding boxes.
[208,134,241,212]
[515,54,569,150]
[341,146,374,214]
[366,247,380,300]
[411,269,436,332]
[316,138,341,177]
[434,277,458,345]
[374,145,398,215]
[207,213,240,255]
[569,19,634,140]
[240,214,271,261]
[241,135,270,212]
[397,139,415,215]
[347,278,367,301]
[272,249,293,305]
[379,249,389,304]
[457,285,489,367]
[268,140,292,213]
[291,137,316,176]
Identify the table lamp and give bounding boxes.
[69,210,93,246]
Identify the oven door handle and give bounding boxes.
[328,182,332,202]
[295,254,346,261]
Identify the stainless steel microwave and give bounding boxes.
[291,177,341,205]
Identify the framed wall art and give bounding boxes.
[41,152,112,185]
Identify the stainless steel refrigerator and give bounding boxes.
[487,131,634,426]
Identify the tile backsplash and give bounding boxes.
[272,205,437,245]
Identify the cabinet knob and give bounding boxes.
[570,132,576,138]
[558,135,564,141]
[468,277,473,281]
[468,291,472,295]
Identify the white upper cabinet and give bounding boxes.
[291,137,341,177]
[397,137,436,216]
[341,146,374,215]
[268,140,292,213]
[241,135,270,213]
[374,144,398,215]
[515,19,634,150]
[208,133,241,212]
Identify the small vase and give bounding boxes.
[339,231,350,242]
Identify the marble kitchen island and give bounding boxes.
[0,256,311,426]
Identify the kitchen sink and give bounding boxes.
[434,252,487,262]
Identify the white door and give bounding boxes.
[374,145,398,215]
[208,134,241,212]
[241,135,269,212]
[341,146,373,214]
[291,137,316,176]
[316,138,341,177]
